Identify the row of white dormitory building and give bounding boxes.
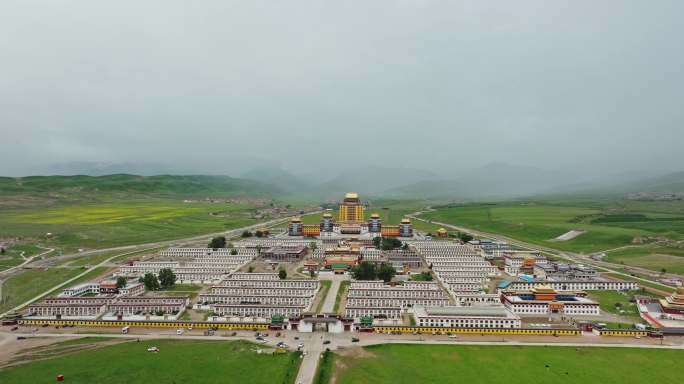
[159,247,257,258]
[114,246,261,284]
[195,272,319,319]
[504,280,638,291]
[344,281,450,319]
[61,281,145,297]
[410,241,498,297]
[501,293,600,316]
[24,296,189,320]
[404,241,525,327]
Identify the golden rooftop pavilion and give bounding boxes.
[288,192,413,239]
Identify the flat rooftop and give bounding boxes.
[414,305,518,319]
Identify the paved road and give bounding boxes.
[295,274,349,384]
[295,336,324,384]
[320,274,348,314]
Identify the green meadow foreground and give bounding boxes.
[0,338,301,384]
[316,344,683,384]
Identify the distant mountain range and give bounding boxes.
[4,163,684,202]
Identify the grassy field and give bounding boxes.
[157,284,204,300]
[318,344,683,384]
[0,244,44,271]
[0,338,302,384]
[421,200,684,255]
[586,290,644,322]
[0,199,259,252]
[0,246,166,314]
[604,245,684,274]
[0,267,85,313]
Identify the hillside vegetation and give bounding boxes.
[0,174,280,201]
[0,174,283,252]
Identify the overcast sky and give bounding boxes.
[1,0,682,178]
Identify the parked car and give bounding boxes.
[147,347,159,352]
[351,337,359,342]
[17,336,26,340]
[323,340,331,345]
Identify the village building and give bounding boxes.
[412,305,521,329]
[501,287,600,316]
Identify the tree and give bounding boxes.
[208,236,226,249]
[242,230,253,238]
[255,230,264,238]
[377,263,396,283]
[380,237,402,251]
[248,266,254,273]
[278,268,287,280]
[230,249,238,255]
[158,268,177,289]
[116,276,127,289]
[401,243,409,250]
[412,271,433,281]
[661,268,667,274]
[309,269,316,278]
[372,236,382,248]
[0,247,5,254]
[351,261,377,280]
[143,273,160,291]
[457,232,474,243]
[309,242,317,252]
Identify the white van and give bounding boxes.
[176,329,184,335]
[122,326,130,334]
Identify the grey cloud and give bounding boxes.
[1,0,682,177]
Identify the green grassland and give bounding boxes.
[604,245,684,274]
[421,200,684,255]
[0,244,44,271]
[0,267,85,313]
[586,290,644,322]
[0,174,279,201]
[0,339,302,384]
[0,199,259,252]
[1,247,167,314]
[0,174,285,253]
[318,344,682,384]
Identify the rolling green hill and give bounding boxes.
[0,174,284,252]
[0,174,281,199]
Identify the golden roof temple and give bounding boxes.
[660,286,684,315]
